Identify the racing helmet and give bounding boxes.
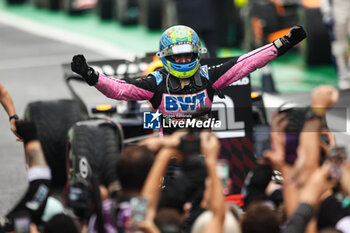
[156,25,207,79]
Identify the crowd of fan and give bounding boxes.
[1,84,350,233]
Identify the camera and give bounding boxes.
[178,130,201,155]
[67,178,93,219]
[253,124,271,159]
[66,156,98,221]
[277,105,306,165]
[277,104,307,133]
[285,132,300,165]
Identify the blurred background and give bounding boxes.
[0,0,340,92]
[1,0,349,217]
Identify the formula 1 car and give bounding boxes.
[24,55,157,188]
[24,54,267,198]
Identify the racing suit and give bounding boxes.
[93,44,278,133]
[321,0,350,84]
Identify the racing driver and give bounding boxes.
[71,25,306,134]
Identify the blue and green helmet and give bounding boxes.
[156,25,207,79]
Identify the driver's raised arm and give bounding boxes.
[71,54,156,101]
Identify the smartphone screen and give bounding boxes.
[253,125,271,159]
[130,196,148,230]
[285,132,300,165]
[14,213,31,233]
[216,159,230,195]
[328,146,347,181]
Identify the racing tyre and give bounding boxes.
[304,7,332,65]
[68,120,121,187]
[97,0,114,20]
[48,0,60,10]
[63,0,84,15]
[138,0,161,30]
[24,99,88,187]
[5,0,26,4]
[115,0,138,25]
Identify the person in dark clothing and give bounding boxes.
[71,25,306,135]
[0,121,51,232]
[174,0,218,58]
[87,145,155,233]
[43,214,79,233]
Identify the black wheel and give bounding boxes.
[5,0,26,4]
[140,0,161,30]
[63,0,84,15]
[48,0,60,11]
[304,7,332,65]
[33,0,46,8]
[69,120,121,187]
[116,0,138,25]
[96,0,114,20]
[24,99,88,187]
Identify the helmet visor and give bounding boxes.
[156,43,207,58]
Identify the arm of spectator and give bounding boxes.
[1,121,51,232]
[16,121,48,168]
[283,162,335,233]
[265,112,299,218]
[320,128,337,155]
[296,86,338,187]
[200,131,225,233]
[141,131,184,221]
[138,130,187,153]
[142,147,178,220]
[243,114,286,207]
[138,136,164,153]
[0,83,20,139]
[341,161,350,196]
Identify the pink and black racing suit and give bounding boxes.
[94,44,278,133]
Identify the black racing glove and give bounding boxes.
[273,25,307,57]
[71,54,99,86]
[15,120,38,144]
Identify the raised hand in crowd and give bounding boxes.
[139,131,186,229]
[340,161,350,196]
[300,162,336,207]
[283,162,336,233]
[320,128,337,155]
[264,112,300,218]
[198,131,225,233]
[311,85,339,110]
[0,120,51,233]
[265,112,288,171]
[0,83,20,140]
[139,130,187,153]
[296,85,339,186]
